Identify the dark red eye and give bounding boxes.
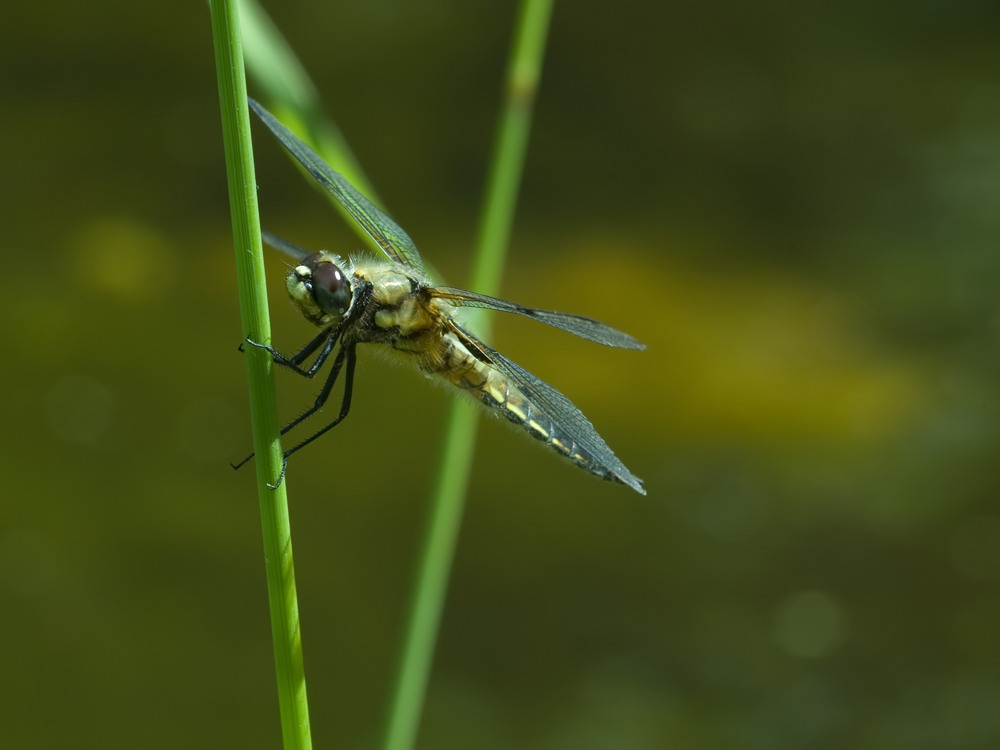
[311,261,352,316]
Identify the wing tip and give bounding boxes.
[627,480,648,496]
[613,471,646,496]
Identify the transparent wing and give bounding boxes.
[449,322,646,494]
[430,287,646,350]
[249,99,425,273]
[261,230,310,262]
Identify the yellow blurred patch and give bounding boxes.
[70,217,178,304]
[511,234,926,453]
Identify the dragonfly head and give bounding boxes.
[286,251,354,326]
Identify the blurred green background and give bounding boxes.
[3,0,1000,747]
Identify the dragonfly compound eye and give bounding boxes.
[311,261,352,317]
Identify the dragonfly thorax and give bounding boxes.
[286,251,354,326]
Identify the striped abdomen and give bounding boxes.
[425,331,612,479]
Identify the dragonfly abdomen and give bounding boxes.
[425,332,616,479]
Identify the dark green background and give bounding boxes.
[3,1,999,747]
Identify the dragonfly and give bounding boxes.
[241,98,646,494]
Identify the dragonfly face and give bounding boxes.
[245,99,647,495]
[286,252,354,325]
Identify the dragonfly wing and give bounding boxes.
[249,99,425,273]
[261,230,310,262]
[449,322,646,495]
[431,287,646,350]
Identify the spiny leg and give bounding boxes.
[279,342,350,437]
[231,343,357,487]
[282,343,357,461]
[230,328,344,473]
[265,345,357,489]
[244,325,342,377]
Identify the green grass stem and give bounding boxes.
[381,2,555,749]
[209,1,312,747]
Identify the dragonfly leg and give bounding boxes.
[266,457,289,490]
[244,325,341,378]
[282,343,357,460]
[230,329,345,474]
[278,342,349,436]
[263,342,353,490]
